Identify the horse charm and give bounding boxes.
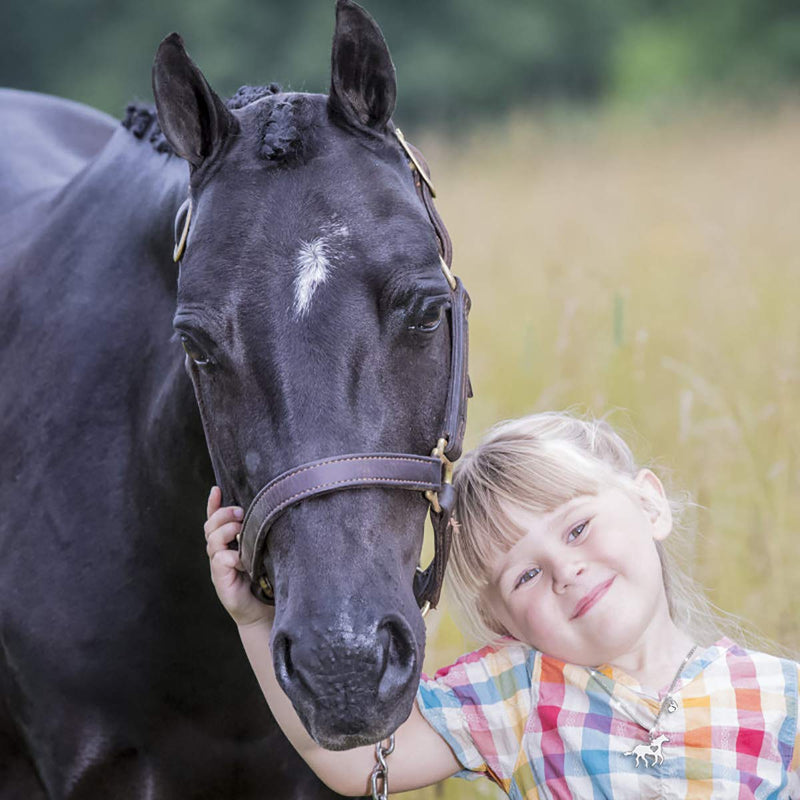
[624,734,669,768]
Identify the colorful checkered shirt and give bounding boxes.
[416,638,800,799]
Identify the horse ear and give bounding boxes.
[328,0,397,132]
[151,33,236,169]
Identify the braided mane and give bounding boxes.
[121,83,314,163]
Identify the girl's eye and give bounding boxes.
[514,567,541,589]
[567,522,587,542]
[180,334,212,367]
[408,305,444,333]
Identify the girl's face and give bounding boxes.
[485,471,673,666]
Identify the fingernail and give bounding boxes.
[233,508,244,519]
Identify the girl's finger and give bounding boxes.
[206,486,221,520]
[204,505,244,538]
[209,548,244,580]
[207,521,242,555]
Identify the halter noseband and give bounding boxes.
[176,127,471,615]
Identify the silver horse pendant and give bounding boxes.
[623,735,669,768]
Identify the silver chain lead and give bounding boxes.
[370,734,395,800]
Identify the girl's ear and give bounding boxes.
[634,469,673,541]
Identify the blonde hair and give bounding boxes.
[448,410,746,649]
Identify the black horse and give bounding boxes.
[0,1,469,797]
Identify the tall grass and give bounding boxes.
[402,104,800,799]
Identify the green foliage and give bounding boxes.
[611,20,701,104]
[611,0,800,105]
[2,0,798,124]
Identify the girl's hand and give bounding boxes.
[205,486,273,628]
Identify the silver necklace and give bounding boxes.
[588,645,697,769]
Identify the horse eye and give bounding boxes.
[408,305,443,333]
[180,334,211,366]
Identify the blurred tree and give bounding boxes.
[0,0,798,126]
[611,0,800,104]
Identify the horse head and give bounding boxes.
[151,0,468,749]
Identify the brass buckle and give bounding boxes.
[394,128,436,198]
[424,437,453,514]
[258,575,274,598]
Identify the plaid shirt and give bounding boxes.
[416,638,800,799]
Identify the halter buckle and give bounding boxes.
[424,437,453,514]
[258,575,274,600]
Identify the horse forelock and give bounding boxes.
[251,92,320,164]
[121,84,326,167]
[226,83,283,110]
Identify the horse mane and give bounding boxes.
[121,104,173,153]
[121,83,315,164]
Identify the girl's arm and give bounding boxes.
[205,487,461,796]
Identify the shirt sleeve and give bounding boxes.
[416,641,536,789]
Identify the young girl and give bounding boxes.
[205,411,800,798]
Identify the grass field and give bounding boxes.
[401,103,800,799]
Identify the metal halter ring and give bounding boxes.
[173,198,192,263]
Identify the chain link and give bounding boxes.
[370,734,395,800]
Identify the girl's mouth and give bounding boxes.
[571,576,616,620]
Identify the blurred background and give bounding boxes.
[3,1,799,797]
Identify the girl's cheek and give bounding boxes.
[516,599,548,640]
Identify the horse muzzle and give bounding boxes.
[271,610,420,749]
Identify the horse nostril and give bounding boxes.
[386,620,414,669]
[272,631,295,684]
[377,616,416,703]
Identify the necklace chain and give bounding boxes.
[647,645,697,737]
[587,644,698,769]
[587,644,697,738]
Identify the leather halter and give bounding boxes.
[175,127,471,614]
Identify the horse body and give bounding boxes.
[0,89,117,214]
[1,96,333,799]
[0,1,461,797]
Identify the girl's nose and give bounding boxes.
[552,561,585,593]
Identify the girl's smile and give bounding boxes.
[571,575,616,620]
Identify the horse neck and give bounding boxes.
[57,124,188,276]
[43,127,208,481]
